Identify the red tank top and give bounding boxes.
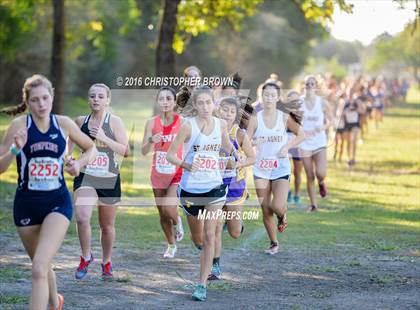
[150,114,183,188]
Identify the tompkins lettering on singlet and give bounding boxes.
[16,114,67,192]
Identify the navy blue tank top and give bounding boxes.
[80,113,119,176]
[16,114,67,192]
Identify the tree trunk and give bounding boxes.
[154,0,180,115]
[156,0,180,80]
[51,0,65,114]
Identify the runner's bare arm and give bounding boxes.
[236,129,256,168]
[58,116,96,169]
[0,116,26,173]
[166,121,191,170]
[246,116,261,146]
[141,119,154,156]
[322,100,333,130]
[246,115,257,139]
[286,117,305,149]
[91,115,129,157]
[356,99,365,114]
[66,116,84,157]
[220,119,236,156]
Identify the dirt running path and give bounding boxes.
[1,226,419,310]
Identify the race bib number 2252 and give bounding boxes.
[28,157,61,191]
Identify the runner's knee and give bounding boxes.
[204,227,216,245]
[100,224,115,236]
[76,211,91,226]
[32,259,49,281]
[228,227,241,239]
[306,173,315,183]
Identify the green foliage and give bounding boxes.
[368,20,420,75]
[66,0,141,61]
[177,0,337,87]
[173,0,353,54]
[0,0,356,104]
[293,0,353,27]
[303,56,347,80]
[367,33,400,72]
[174,0,263,54]
[312,37,361,65]
[397,21,420,70]
[0,0,39,61]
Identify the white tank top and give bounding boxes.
[252,110,291,179]
[180,117,223,193]
[300,96,327,151]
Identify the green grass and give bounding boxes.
[0,294,27,304]
[0,267,30,281]
[0,88,419,255]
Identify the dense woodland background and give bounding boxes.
[0,0,418,113]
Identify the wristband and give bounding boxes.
[9,144,21,156]
[148,136,154,144]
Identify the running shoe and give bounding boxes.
[163,244,177,258]
[101,261,113,279]
[75,254,94,280]
[49,293,64,310]
[287,190,293,203]
[319,181,328,198]
[264,242,279,255]
[192,243,203,254]
[175,216,184,242]
[277,214,288,233]
[308,205,318,212]
[208,262,222,280]
[192,284,207,301]
[293,195,301,206]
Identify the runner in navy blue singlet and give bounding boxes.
[0,75,96,310]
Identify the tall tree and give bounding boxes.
[155,0,352,80]
[156,0,181,78]
[51,0,65,114]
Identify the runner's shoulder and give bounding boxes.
[74,115,86,127]
[10,115,27,128]
[55,114,77,126]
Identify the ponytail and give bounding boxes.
[282,90,303,125]
[1,74,53,116]
[1,101,27,116]
[175,85,193,116]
